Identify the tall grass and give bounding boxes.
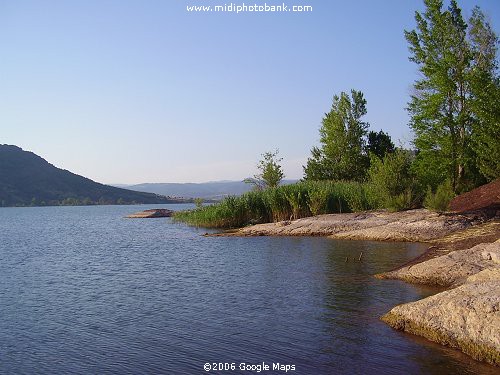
[174,180,375,228]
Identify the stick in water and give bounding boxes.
[358,252,363,261]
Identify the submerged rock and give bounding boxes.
[126,209,174,218]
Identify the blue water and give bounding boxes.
[0,205,496,374]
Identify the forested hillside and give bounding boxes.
[0,145,173,207]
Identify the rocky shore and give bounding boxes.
[377,236,500,286]
[378,236,500,366]
[213,208,492,242]
[382,260,500,365]
[210,206,500,366]
[375,180,500,366]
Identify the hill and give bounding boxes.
[0,145,175,207]
[119,180,299,200]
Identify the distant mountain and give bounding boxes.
[0,145,176,207]
[119,180,299,200]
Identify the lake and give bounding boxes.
[0,205,496,374]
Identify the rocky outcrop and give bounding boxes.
[126,209,174,218]
[382,267,500,366]
[378,240,500,286]
[223,209,487,242]
[381,240,500,365]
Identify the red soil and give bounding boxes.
[449,179,500,213]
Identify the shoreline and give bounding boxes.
[207,208,496,242]
[207,208,500,366]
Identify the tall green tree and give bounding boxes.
[304,90,369,181]
[244,149,285,190]
[468,7,500,181]
[366,130,395,159]
[406,0,499,192]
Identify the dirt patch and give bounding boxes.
[450,179,500,213]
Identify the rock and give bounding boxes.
[482,249,500,264]
[276,220,291,227]
[232,209,479,242]
[126,209,174,218]
[466,268,500,283]
[382,278,500,366]
[378,240,500,286]
[381,239,500,365]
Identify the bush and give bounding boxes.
[386,188,415,212]
[367,150,417,211]
[424,180,455,212]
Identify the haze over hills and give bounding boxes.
[0,145,175,207]
[117,180,299,200]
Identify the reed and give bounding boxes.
[174,180,375,228]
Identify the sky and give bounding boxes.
[1,0,499,184]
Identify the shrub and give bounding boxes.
[367,150,417,211]
[424,180,455,212]
[386,188,415,212]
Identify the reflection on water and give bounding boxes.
[0,205,496,374]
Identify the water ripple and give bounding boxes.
[0,205,496,374]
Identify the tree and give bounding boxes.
[304,90,369,181]
[366,130,395,159]
[244,149,284,190]
[468,7,500,181]
[405,0,499,192]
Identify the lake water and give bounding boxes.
[0,205,496,374]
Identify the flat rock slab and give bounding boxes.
[382,270,500,366]
[378,240,500,286]
[126,209,174,218]
[228,209,481,242]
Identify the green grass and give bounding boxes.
[173,180,375,228]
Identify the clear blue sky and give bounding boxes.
[1,0,499,184]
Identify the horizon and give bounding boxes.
[113,178,300,186]
[2,0,499,184]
